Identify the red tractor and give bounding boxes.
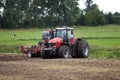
[41,27,89,58]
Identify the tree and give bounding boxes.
[85,0,93,10]
[35,0,80,26]
[20,0,33,28]
[0,15,1,28]
[0,0,4,28]
[83,0,106,26]
[105,12,113,24]
[1,0,23,29]
[112,12,120,24]
[0,0,4,7]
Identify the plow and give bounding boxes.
[20,43,42,58]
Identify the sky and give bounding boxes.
[79,0,120,13]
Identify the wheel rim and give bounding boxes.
[84,46,89,56]
[28,51,32,58]
[63,50,69,58]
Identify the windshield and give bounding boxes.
[42,31,50,40]
[56,29,66,38]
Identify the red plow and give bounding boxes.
[20,42,42,58]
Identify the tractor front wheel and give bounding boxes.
[58,45,71,58]
[41,52,47,59]
[41,50,50,59]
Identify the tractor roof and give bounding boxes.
[56,27,74,30]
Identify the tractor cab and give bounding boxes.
[42,29,55,42]
[55,27,74,43]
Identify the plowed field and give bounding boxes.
[0,54,120,80]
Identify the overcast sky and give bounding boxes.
[79,0,120,13]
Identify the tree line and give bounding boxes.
[0,0,120,29]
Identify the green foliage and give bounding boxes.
[1,0,21,29]
[85,0,93,10]
[105,12,120,24]
[83,1,106,26]
[0,0,81,28]
[105,12,113,24]
[0,1,2,7]
[0,0,120,28]
[112,12,120,24]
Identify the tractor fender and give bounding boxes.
[74,38,82,45]
[76,38,82,41]
[60,43,70,47]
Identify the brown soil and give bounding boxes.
[0,54,120,80]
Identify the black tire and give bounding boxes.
[76,40,89,58]
[58,45,71,58]
[35,52,41,57]
[41,52,47,59]
[41,50,50,59]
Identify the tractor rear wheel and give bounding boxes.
[58,45,71,58]
[76,40,89,58]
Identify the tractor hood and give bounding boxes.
[49,37,63,43]
[49,37,63,48]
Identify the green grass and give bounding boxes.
[0,25,120,58]
[88,39,120,47]
[75,25,120,38]
[90,45,120,59]
[0,28,44,45]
